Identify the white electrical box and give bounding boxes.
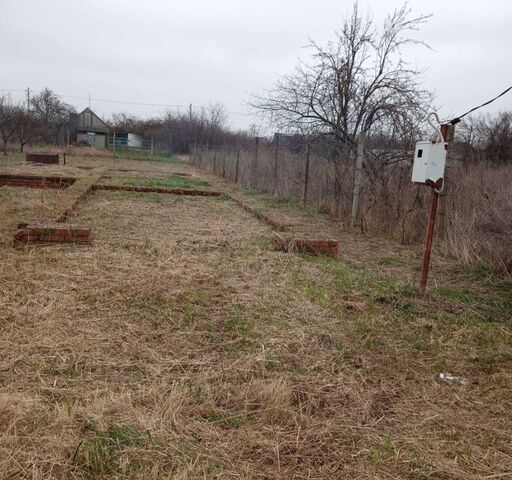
[411,141,447,185]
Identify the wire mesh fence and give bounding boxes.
[190,137,512,273]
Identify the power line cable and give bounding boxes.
[53,92,253,116]
[51,92,188,108]
[447,85,512,125]
[1,87,259,117]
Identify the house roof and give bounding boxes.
[75,107,109,133]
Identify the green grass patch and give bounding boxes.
[114,150,183,163]
[301,256,415,301]
[242,188,265,198]
[204,410,245,428]
[371,435,395,465]
[123,174,210,189]
[214,194,231,202]
[434,285,512,323]
[117,191,167,203]
[377,255,406,266]
[75,423,151,477]
[264,197,322,216]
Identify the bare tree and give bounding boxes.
[204,102,227,131]
[30,87,74,143]
[476,112,512,164]
[252,2,432,150]
[0,96,25,155]
[16,115,37,153]
[110,112,140,132]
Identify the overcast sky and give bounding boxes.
[1,0,511,131]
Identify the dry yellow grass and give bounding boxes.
[0,153,511,479]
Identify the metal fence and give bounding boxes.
[108,135,154,154]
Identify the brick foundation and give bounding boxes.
[273,234,338,258]
[56,185,94,223]
[26,153,59,164]
[230,197,290,232]
[0,174,75,189]
[92,184,224,196]
[14,225,91,245]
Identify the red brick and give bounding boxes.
[273,235,338,258]
[0,174,75,189]
[14,225,91,246]
[92,184,224,197]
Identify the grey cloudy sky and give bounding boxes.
[1,0,511,131]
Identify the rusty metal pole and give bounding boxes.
[419,188,440,294]
[418,124,452,294]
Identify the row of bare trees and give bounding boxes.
[0,89,243,156]
[0,88,75,155]
[458,112,512,164]
[108,103,248,155]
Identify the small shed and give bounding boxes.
[75,108,109,149]
[113,131,143,149]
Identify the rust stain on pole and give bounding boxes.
[419,188,440,294]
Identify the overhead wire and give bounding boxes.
[0,87,253,116]
[446,85,512,125]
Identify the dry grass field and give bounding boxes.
[0,151,511,479]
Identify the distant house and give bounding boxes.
[75,107,109,149]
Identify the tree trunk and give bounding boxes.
[351,134,365,227]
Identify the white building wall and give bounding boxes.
[127,133,142,148]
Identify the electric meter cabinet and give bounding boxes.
[411,141,447,186]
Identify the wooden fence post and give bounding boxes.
[113,132,116,158]
[235,148,240,184]
[273,133,279,195]
[302,140,311,207]
[351,133,365,227]
[251,137,259,188]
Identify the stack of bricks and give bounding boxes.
[273,234,338,258]
[14,225,91,245]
